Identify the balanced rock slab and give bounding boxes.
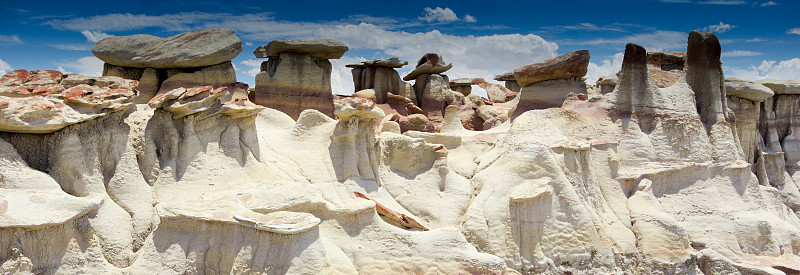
[92,27,243,68]
[254,39,348,60]
[348,57,407,104]
[251,39,348,119]
[513,50,590,87]
[725,78,774,102]
[403,53,453,81]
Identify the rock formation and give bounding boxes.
[448,78,472,96]
[511,50,590,120]
[347,57,407,104]
[404,53,464,123]
[250,39,347,120]
[0,70,137,133]
[93,27,242,103]
[494,71,521,93]
[5,29,800,275]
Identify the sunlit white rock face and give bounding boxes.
[4,30,800,275]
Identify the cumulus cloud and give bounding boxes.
[464,15,477,23]
[240,59,262,78]
[320,23,558,89]
[788,27,800,35]
[57,56,105,76]
[760,1,777,6]
[81,30,113,43]
[701,22,735,33]
[0,58,12,75]
[721,50,762,57]
[726,58,800,81]
[585,52,624,85]
[0,35,22,44]
[562,30,687,51]
[330,56,368,94]
[419,7,459,23]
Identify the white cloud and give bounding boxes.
[745,37,766,42]
[240,59,262,78]
[464,15,477,23]
[321,23,558,88]
[699,0,746,4]
[81,30,113,43]
[788,27,800,35]
[701,22,735,33]
[563,30,687,51]
[585,52,624,85]
[0,35,22,44]
[726,58,800,81]
[330,56,367,94]
[0,58,12,76]
[419,7,459,23]
[721,50,762,57]
[50,44,92,51]
[44,12,235,32]
[760,1,777,6]
[58,56,104,76]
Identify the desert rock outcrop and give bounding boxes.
[348,57,407,104]
[95,27,241,103]
[0,70,137,133]
[5,29,800,275]
[250,39,348,119]
[511,50,589,119]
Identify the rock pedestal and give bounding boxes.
[94,27,242,104]
[250,39,348,119]
[449,78,472,96]
[348,57,407,104]
[403,53,463,123]
[510,50,590,120]
[494,71,520,93]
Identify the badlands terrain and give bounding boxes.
[2,27,800,274]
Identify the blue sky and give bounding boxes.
[1,0,798,95]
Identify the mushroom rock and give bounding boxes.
[494,71,520,93]
[250,39,348,120]
[725,78,774,102]
[92,27,242,68]
[254,39,348,60]
[347,57,407,104]
[448,78,473,96]
[331,96,384,181]
[510,78,587,121]
[513,49,590,87]
[509,50,590,120]
[0,70,137,133]
[757,79,800,95]
[95,28,242,104]
[403,53,453,81]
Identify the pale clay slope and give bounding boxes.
[3,31,800,274]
